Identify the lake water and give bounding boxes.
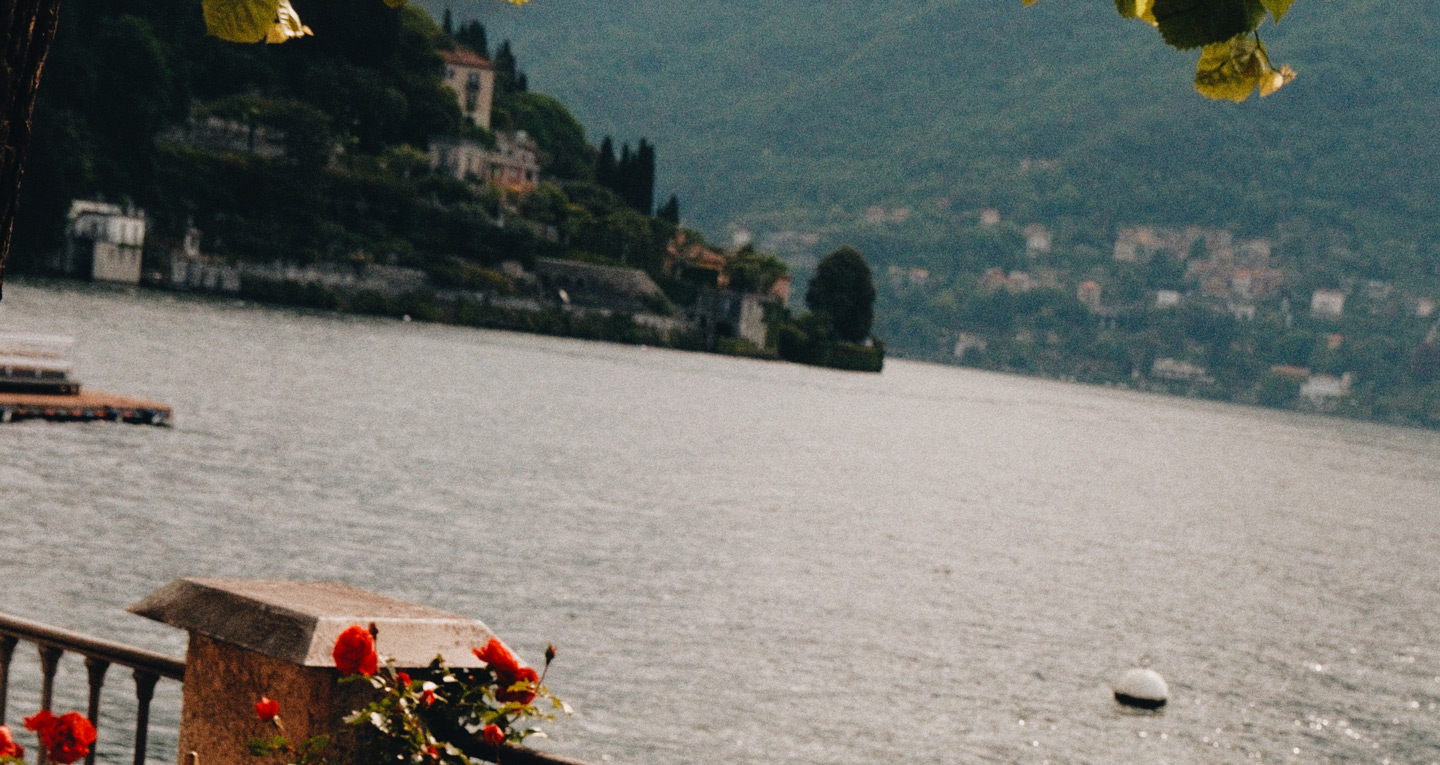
[3,280,1439,764]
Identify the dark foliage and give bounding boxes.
[806,246,876,343]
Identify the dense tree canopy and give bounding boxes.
[806,246,876,344]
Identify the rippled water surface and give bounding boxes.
[3,280,1440,764]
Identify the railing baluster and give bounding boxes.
[0,634,17,724]
[84,657,110,765]
[0,613,185,765]
[38,644,63,711]
[37,644,63,765]
[132,669,159,765]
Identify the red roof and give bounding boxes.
[442,47,493,70]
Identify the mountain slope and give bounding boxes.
[430,0,1440,269]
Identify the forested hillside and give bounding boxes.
[11,0,674,293]
[446,0,1440,424]
[448,0,1440,267]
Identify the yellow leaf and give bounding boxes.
[202,0,281,44]
[1115,0,1157,24]
[1194,38,1264,102]
[1260,0,1294,23]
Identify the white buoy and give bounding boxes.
[1114,668,1169,709]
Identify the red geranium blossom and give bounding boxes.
[24,710,96,765]
[396,672,411,689]
[482,724,505,746]
[333,624,379,676]
[0,724,24,759]
[254,696,280,721]
[472,637,539,704]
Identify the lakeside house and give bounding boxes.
[1300,372,1353,404]
[691,289,778,350]
[55,200,146,284]
[954,332,988,360]
[1151,357,1214,384]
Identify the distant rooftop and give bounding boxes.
[442,47,492,70]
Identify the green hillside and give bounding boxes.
[437,0,1440,424]
[443,0,1440,263]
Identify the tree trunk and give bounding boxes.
[1,0,64,300]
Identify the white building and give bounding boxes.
[1023,224,1052,256]
[59,200,146,284]
[1300,373,1352,402]
[1151,357,1213,384]
[430,132,540,192]
[1311,289,1346,317]
[954,333,988,359]
[441,48,496,130]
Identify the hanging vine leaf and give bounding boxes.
[1022,0,1299,100]
[1194,34,1295,101]
[1113,0,1158,24]
[201,0,281,43]
[1150,0,1267,50]
[1259,0,1295,22]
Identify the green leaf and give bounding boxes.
[1151,0,1267,50]
[201,0,280,43]
[1260,0,1294,22]
[1193,34,1295,101]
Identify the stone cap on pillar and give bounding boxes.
[129,578,496,669]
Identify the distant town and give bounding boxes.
[868,208,1440,426]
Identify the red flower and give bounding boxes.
[482,724,505,746]
[421,688,437,706]
[0,725,24,759]
[333,624,378,676]
[396,672,411,690]
[254,696,280,722]
[24,711,96,765]
[473,637,539,704]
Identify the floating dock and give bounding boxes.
[0,389,172,426]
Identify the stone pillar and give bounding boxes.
[128,578,496,765]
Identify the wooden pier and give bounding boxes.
[0,388,173,426]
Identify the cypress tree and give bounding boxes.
[597,137,617,190]
[635,139,655,215]
[455,20,489,59]
[618,142,634,207]
[494,40,520,93]
[657,195,679,224]
[442,8,453,35]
